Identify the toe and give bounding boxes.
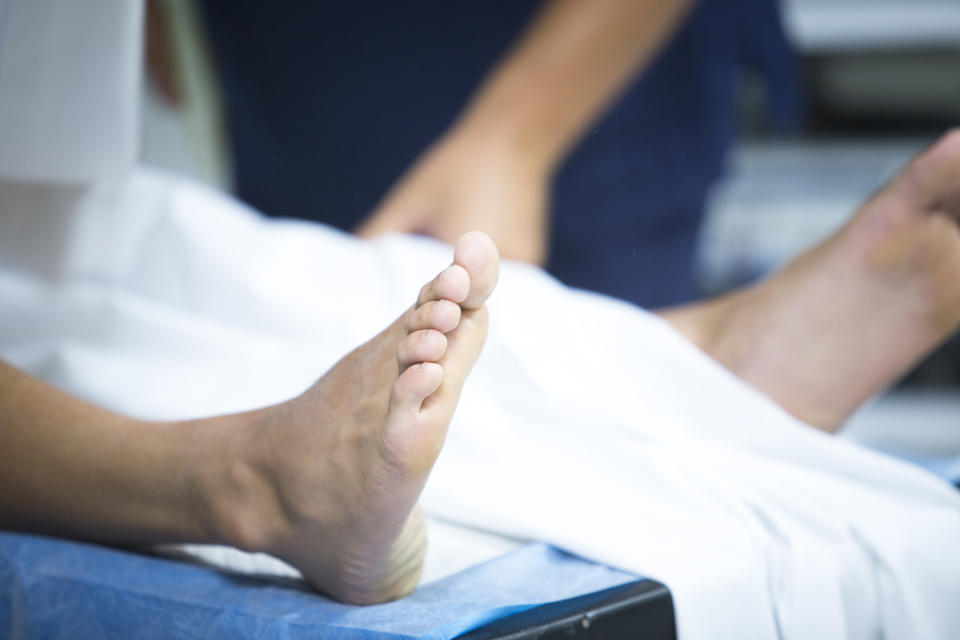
[905,129,960,217]
[390,362,444,413]
[397,329,447,370]
[405,299,461,334]
[453,232,499,310]
[417,264,470,306]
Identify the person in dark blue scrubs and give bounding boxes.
[197,0,801,309]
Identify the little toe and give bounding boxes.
[453,232,500,310]
[405,299,461,334]
[397,330,447,370]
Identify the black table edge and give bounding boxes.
[458,578,676,639]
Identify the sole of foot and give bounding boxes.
[214,232,499,604]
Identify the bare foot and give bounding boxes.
[207,232,499,604]
[662,130,960,431]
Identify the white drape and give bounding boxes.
[1,168,958,640]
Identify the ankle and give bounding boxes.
[660,285,763,366]
[189,408,290,554]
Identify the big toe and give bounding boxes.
[454,231,500,310]
[906,129,960,216]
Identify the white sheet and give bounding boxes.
[1,168,958,640]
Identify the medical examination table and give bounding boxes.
[0,531,675,639]
[3,391,960,639]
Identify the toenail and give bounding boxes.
[439,266,453,280]
[434,300,443,311]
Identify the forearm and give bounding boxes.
[0,360,241,546]
[454,0,695,173]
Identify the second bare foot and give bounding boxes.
[662,130,960,431]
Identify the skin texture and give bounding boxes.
[355,0,695,264]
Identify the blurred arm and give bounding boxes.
[358,0,695,263]
[460,0,695,173]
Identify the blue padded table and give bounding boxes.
[0,532,675,639]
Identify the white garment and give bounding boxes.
[0,168,958,640]
[0,0,140,182]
